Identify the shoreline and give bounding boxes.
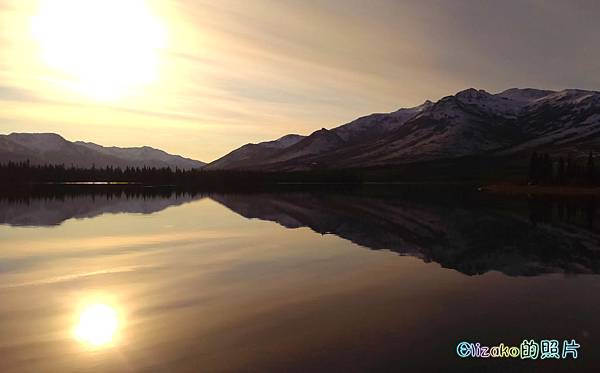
[486,183,600,196]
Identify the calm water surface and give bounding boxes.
[0,189,599,372]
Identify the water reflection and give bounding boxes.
[74,303,119,347]
[212,191,600,276]
[0,187,204,226]
[1,187,599,372]
[1,188,599,276]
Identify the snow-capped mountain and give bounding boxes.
[205,88,600,170]
[0,133,205,170]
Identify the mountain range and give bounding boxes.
[0,133,205,170]
[205,87,600,170]
[2,87,599,173]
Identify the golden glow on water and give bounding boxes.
[74,303,120,347]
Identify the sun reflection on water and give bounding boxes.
[74,303,120,347]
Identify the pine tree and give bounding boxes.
[587,151,595,185]
[558,157,565,185]
[542,153,552,184]
[529,152,539,184]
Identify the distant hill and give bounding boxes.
[0,133,205,170]
[205,88,600,171]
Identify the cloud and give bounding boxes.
[0,85,46,103]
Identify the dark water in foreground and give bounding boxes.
[0,188,599,372]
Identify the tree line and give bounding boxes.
[1,160,192,184]
[529,151,598,186]
[0,160,364,189]
[4,152,596,188]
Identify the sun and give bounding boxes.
[74,303,120,347]
[31,0,167,101]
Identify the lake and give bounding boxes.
[0,187,599,372]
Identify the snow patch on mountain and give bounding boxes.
[259,134,305,149]
[332,100,433,142]
[75,141,204,170]
[496,88,554,103]
[7,133,69,152]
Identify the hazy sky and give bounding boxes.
[1,0,599,161]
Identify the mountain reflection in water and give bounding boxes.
[2,187,599,277]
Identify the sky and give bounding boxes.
[0,0,599,162]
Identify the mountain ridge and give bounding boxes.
[0,133,205,170]
[205,87,600,171]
